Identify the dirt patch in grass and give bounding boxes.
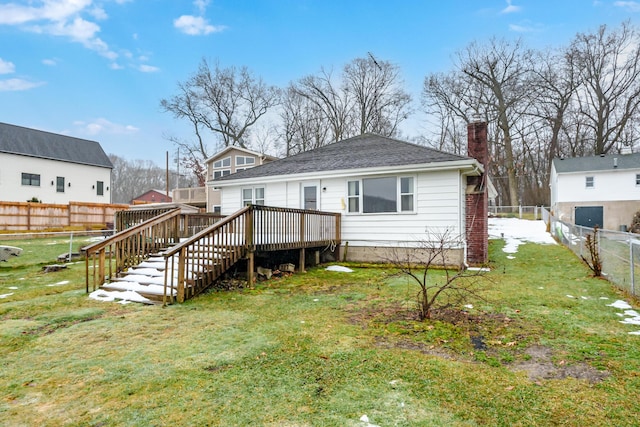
[511,345,610,383]
[349,301,610,383]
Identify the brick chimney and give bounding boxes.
[465,121,488,264]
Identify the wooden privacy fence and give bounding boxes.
[0,201,128,231]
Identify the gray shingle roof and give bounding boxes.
[215,133,470,181]
[0,122,113,168]
[553,152,640,173]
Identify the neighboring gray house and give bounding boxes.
[550,152,640,230]
[0,122,113,204]
[210,123,490,265]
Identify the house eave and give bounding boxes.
[209,159,482,188]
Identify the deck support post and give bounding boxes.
[247,251,255,285]
[299,248,306,273]
[314,250,320,266]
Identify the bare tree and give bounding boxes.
[292,68,352,143]
[279,85,331,156]
[161,58,281,163]
[286,54,412,153]
[109,155,196,204]
[343,55,413,136]
[390,230,487,321]
[568,21,640,155]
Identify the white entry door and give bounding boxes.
[301,181,319,210]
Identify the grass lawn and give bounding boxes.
[1,234,639,426]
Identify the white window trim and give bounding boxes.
[585,176,594,189]
[235,155,256,167]
[346,175,416,215]
[241,186,265,206]
[213,156,231,169]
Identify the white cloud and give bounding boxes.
[501,0,521,14]
[73,118,139,136]
[42,58,58,66]
[174,15,224,35]
[194,0,210,15]
[509,21,544,33]
[138,64,160,73]
[0,1,118,62]
[614,1,640,12]
[0,78,45,91]
[0,58,16,74]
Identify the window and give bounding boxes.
[242,187,265,206]
[214,170,231,179]
[236,156,256,166]
[347,176,415,214]
[586,176,594,188]
[21,173,40,186]
[213,206,221,214]
[96,181,104,196]
[347,181,360,213]
[56,176,65,193]
[636,174,640,186]
[213,157,231,168]
[400,177,414,211]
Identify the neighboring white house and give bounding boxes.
[550,152,640,230]
[203,146,278,213]
[210,124,490,265]
[0,122,113,204]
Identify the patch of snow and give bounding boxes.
[629,331,640,335]
[325,265,353,273]
[608,300,632,310]
[567,295,575,298]
[489,217,556,254]
[467,267,490,272]
[89,289,152,304]
[464,304,473,309]
[56,280,69,285]
[0,292,14,298]
[8,286,18,290]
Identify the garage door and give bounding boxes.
[575,206,603,228]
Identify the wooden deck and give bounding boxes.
[84,205,341,305]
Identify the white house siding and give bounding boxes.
[551,167,640,230]
[218,169,464,250]
[0,153,112,204]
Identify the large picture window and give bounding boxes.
[21,173,40,186]
[347,176,415,214]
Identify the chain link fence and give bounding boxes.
[489,205,543,220]
[543,207,639,298]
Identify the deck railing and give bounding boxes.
[84,209,225,293]
[162,205,341,304]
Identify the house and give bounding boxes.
[131,189,172,205]
[210,121,490,265]
[203,146,278,213]
[550,152,640,231]
[0,122,113,204]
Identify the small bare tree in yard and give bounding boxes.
[581,226,602,277]
[391,230,488,321]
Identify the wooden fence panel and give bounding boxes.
[0,201,128,231]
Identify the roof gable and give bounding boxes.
[215,134,470,181]
[0,122,113,168]
[205,145,278,164]
[553,152,640,174]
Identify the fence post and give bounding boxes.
[519,205,522,219]
[630,236,635,296]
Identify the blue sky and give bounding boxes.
[1,0,639,166]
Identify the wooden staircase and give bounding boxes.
[84,205,341,305]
